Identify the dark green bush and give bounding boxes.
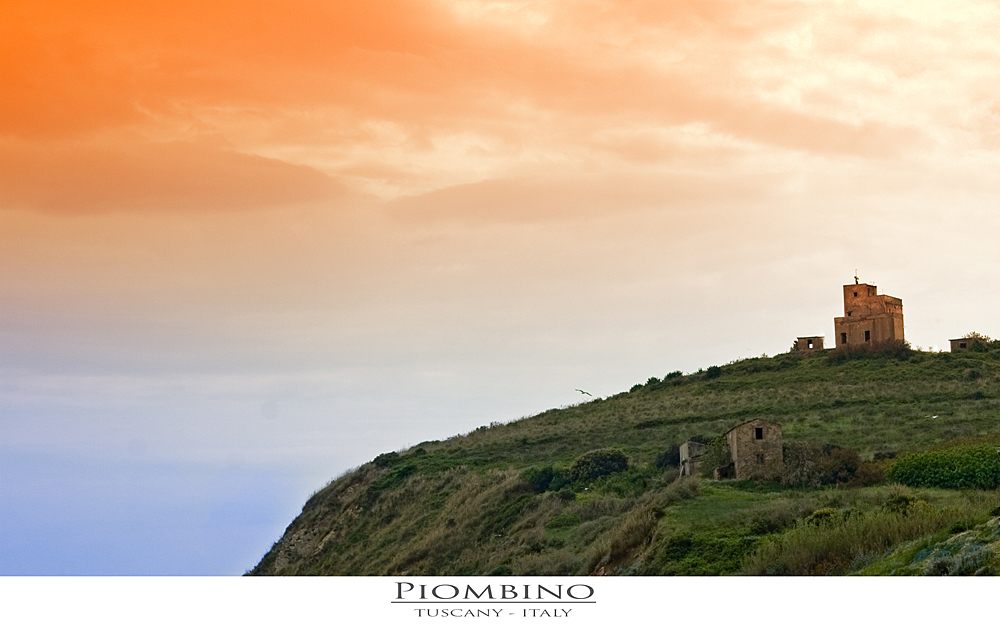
[520,465,555,493]
[556,489,576,501]
[697,436,731,478]
[665,371,682,380]
[655,444,681,468]
[548,468,570,492]
[705,365,722,379]
[372,451,400,468]
[568,448,629,483]
[885,444,1000,489]
[646,376,660,387]
[629,384,643,393]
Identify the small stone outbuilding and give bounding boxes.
[720,418,783,480]
[679,441,707,477]
[795,336,824,352]
[950,337,986,352]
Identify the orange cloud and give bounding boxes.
[0,140,345,213]
[2,0,992,212]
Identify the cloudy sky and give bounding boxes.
[2,0,999,574]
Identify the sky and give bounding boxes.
[2,0,1000,575]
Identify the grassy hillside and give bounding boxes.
[249,344,1000,576]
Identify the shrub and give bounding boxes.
[548,468,570,492]
[372,451,400,468]
[885,445,1000,489]
[963,368,982,381]
[629,384,643,393]
[697,437,731,478]
[645,377,660,387]
[847,461,886,487]
[665,371,682,380]
[705,365,722,379]
[568,448,629,483]
[745,499,803,535]
[781,442,861,487]
[655,445,681,468]
[520,466,555,493]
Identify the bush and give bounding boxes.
[781,442,861,487]
[697,437,731,478]
[372,451,400,468]
[665,371,682,380]
[885,445,1000,489]
[520,465,554,493]
[745,499,804,535]
[847,461,886,487]
[568,448,629,483]
[705,365,722,379]
[655,445,681,468]
[556,489,576,501]
[548,468,570,492]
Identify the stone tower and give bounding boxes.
[833,282,903,348]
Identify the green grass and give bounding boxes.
[248,348,1000,576]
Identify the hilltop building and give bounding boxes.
[833,281,903,348]
[950,336,988,352]
[794,336,824,352]
[714,418,783,480]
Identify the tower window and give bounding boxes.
[807,339,813,349]
[848,312,852,316]
[756,454,764,464]
[960,343,967,349]
[865,330,870,342]
[841,333,847,344]
[755,427,763,440]
[853,292,858,297]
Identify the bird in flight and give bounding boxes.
[575,389,593,396]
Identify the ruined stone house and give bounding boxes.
[679,441,707,477]
[833,282,904,348]
[715,418,783,480]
